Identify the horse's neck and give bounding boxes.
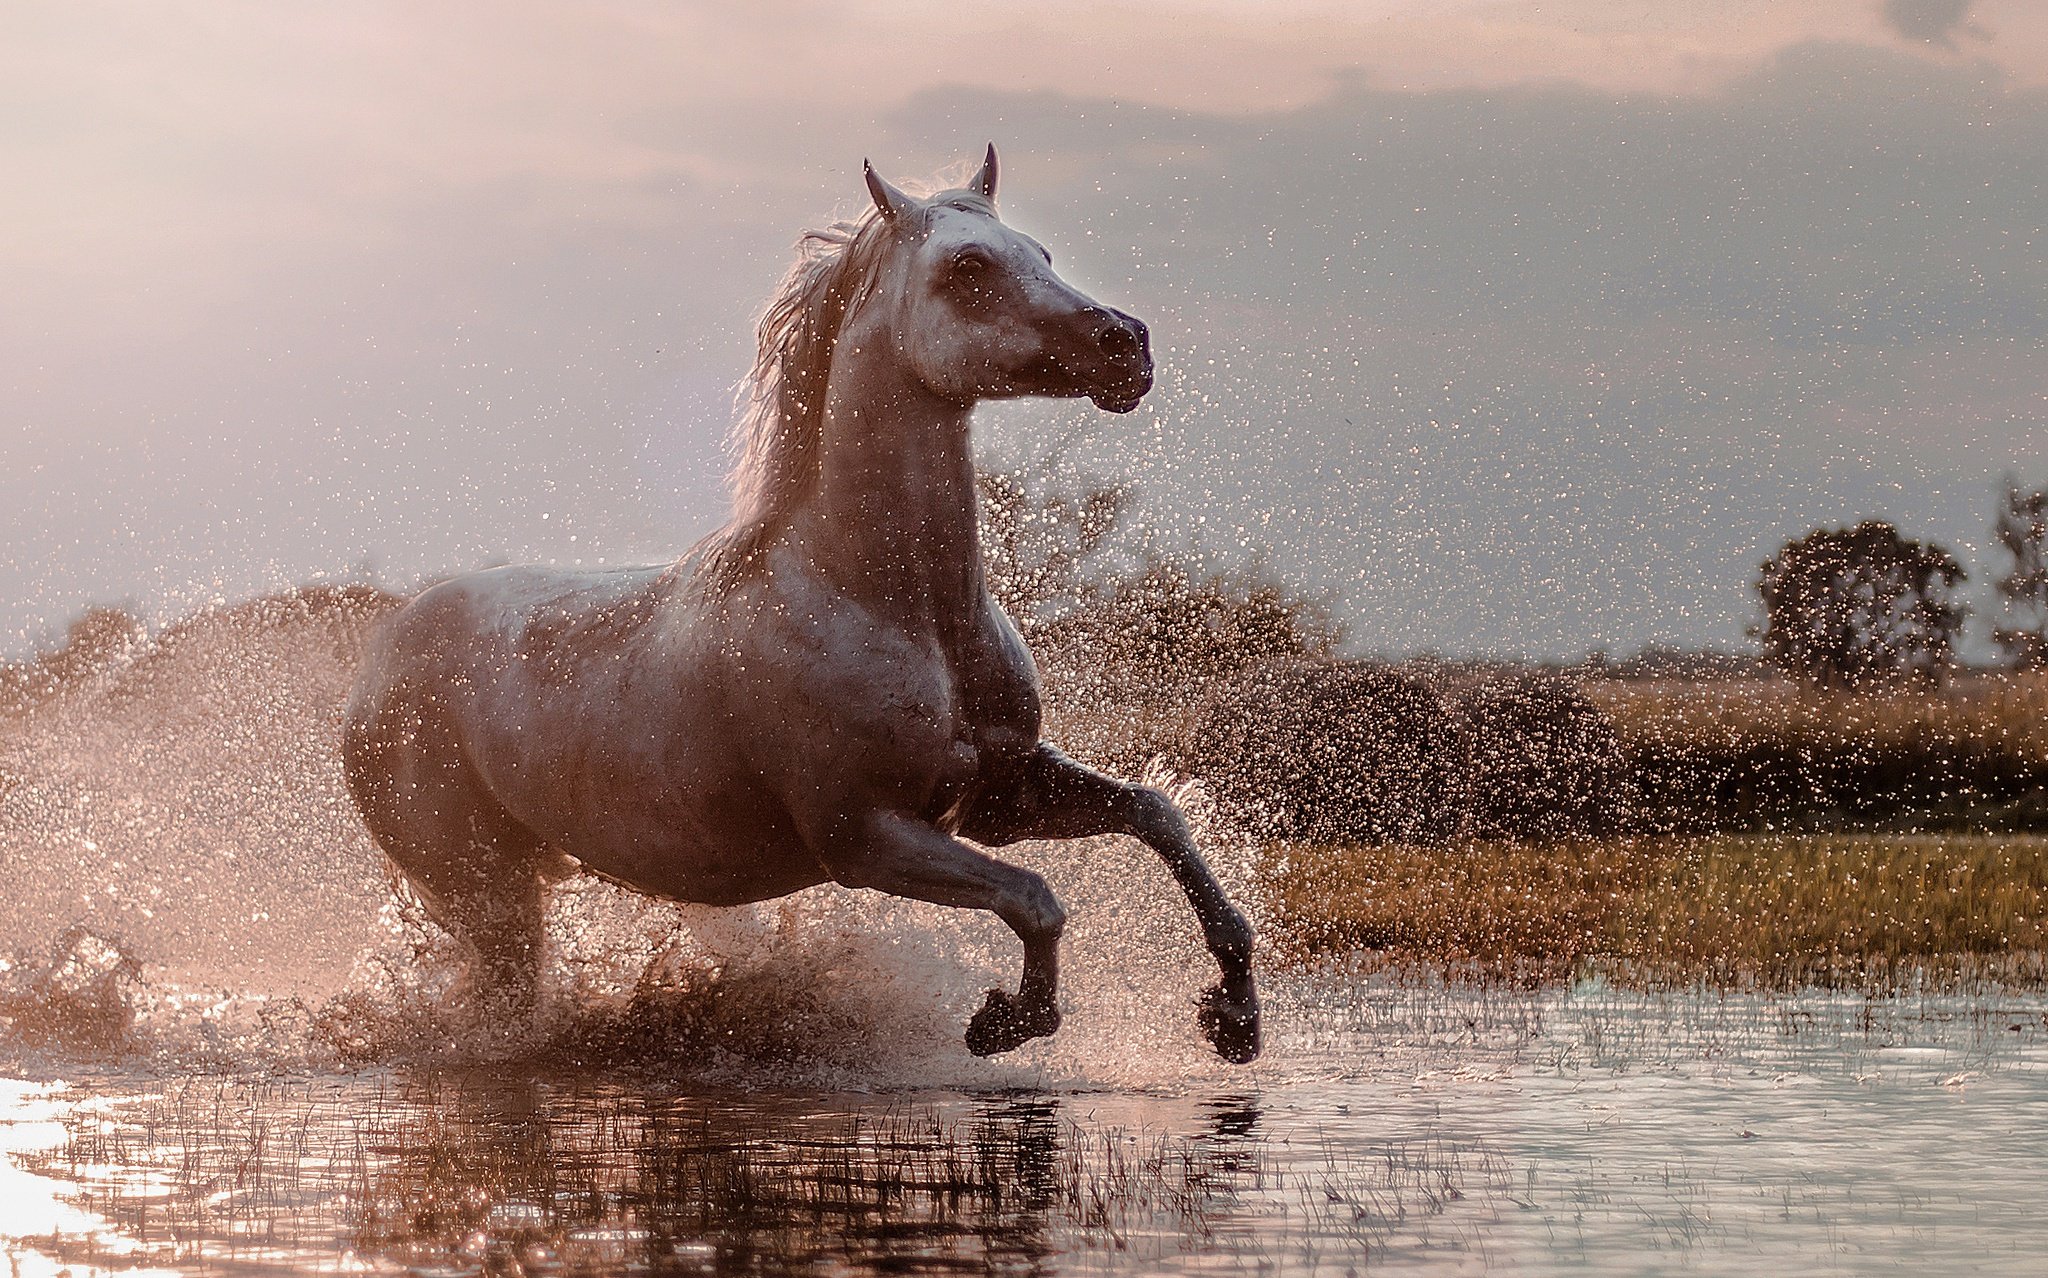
[792,338,985,639]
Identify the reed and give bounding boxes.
[1260,833,2048,988]
[35,1078,1494,1275]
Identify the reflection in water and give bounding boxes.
[5,981,2048,1275]
[7,1074,1529,1276]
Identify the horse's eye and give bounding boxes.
[952,251,992,276]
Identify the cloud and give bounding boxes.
[1882,0,1977,46]
[2,4,2044,658]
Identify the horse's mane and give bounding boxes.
[689,173,995,595]
[690,205,895,592]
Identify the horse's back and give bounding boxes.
[341,562,822,904]
[351,563,637,717]
[343,563,666,818]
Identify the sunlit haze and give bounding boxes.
[7,0,2045,657]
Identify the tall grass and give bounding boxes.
[1262,834,2048,989]
[1631,835,2048,985]
[1591,672,2048,762]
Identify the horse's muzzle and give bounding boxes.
[1087,309,1152,413]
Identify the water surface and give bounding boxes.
[4,610,2044,1273]
[6,973,2044,1276]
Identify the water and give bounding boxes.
[4,595,2048,1274]
[4,979,2046,1276]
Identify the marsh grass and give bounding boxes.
[1262,833,2048,988]
[1590,673,2048,761]
[31,1079,1504,1275]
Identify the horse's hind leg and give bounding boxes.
[818,810,1066,1056]
[959,744,1260,1063]
[343,708,549,1015]
[384,812,548,1015]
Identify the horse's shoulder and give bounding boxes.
[500,568,673,687]
[950,594,1043,744]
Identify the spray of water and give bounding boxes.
[0,586,1267,1087]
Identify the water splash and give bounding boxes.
[0,586,1266,1087]
[0,928,142,1055]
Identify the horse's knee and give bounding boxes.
[1124,784,1190,840]
[1008,874,1067,941]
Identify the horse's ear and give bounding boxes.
[863,160,915,222]
[970,143,998,203]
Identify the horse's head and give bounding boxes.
[861,146,1153,414]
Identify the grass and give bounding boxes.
[33,1078,1497,1275]
[1260,833,2048,988]
[1587,671,2048,761]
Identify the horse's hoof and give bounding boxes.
[965,988,1061,1057]
[1198,982,1261,1064]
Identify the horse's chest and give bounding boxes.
[752,580,1039,806]
[924,632,1039,809]
[863,653,1028,782]
[949,662,1035,752]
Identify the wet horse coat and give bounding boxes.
[341,149,1260,1060]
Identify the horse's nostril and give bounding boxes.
[1099,324,1138,355]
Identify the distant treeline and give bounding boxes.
[982,458,2048,840]
[10,466,2045,844]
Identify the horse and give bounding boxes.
[340,147,1260,1062]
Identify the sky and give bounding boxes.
[5,0,2045,659]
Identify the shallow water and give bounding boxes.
[5,601,2048,1274]
[4,974,2046,1277]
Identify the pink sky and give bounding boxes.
[4,0,2044,656]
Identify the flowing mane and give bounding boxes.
[694,206,895,591]
[692,171,1000,594]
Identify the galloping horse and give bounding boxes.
[341,148,1260,1061]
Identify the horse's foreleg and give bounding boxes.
[959,744,1260,1063]
[821,811,1066,1056]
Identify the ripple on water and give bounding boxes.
[2,975,2046,1276]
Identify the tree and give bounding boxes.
[1755,521,1966,690]
[975,462,1132,630]
[1992,478,2048,670]
[1032,556,1339,694]
[976,456,1338,704]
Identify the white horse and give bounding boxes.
[341,148,1260,1061]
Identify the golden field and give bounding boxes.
[1260,833,2048,988]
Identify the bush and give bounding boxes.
[1597,676,2048,835]
[1181,663,1463,844]
[1457,676,1630,841]
[976,455,1339,714]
